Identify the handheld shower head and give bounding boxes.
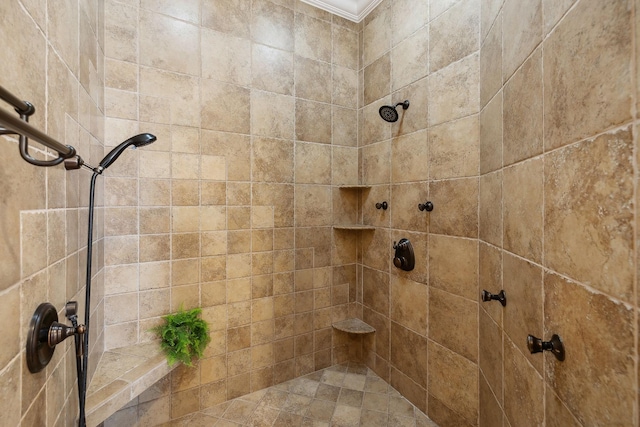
[99,133,156,170]
[379,100,410,123]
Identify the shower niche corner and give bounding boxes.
[333,185,376,231]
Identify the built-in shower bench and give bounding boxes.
[85,342,175,427]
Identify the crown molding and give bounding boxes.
[300,0,383,22]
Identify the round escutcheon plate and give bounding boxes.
[26,302,58,373]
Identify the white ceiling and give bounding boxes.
[301,0,383,22]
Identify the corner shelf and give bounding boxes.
[338,185,372,190]
[332,318,376,334]
[333,224,376,231]
[334,185,374,231]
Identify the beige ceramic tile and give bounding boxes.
[391,77,429,136]
[295,56,332,103]
[139,10,199,75]
[361,98,392,146]
[502,0,541,81]
[202,0,250,38]
[142,0,199,21]
[332,146,359,185]
[544,385,582,427]
[428,341,478,423]
[390,275,428,335]
[503,48,542,165]
[430,0,458,21]
[391,129,428,183]
[544,272,635,425]
[295,185,331,227]
[201,29,251,86]
[333,107,358,147]
[429,287,478,362]
[333,25,359,70]
[391,0,429,46]
[542,0,576,35]
[479,309,502,406]
[252,43,294,95]
[295,12,332,62]
[429,178,478,238]
[503,339,543,427]
[389,182,428,232]
[429,235,478,299]
[295,99,332,144]
[361,141,391,185]
[251,0,294,51]
[428,53,480,126]
[544,129,633,301]
[543,0,631,150]
[503,158,543,263]
[48,0,78,76]
[429,115,479,179]
[503,252,543,373]
[362,266,390,315]
[251,91,295,139]
[0,287,19,369]
[202,80,250,134]
[362,3,391,66]
[392,27,428,91]
[480,11,501,108]
[333,65,358,108]
[481,0,502,41]
[201,131,251,181]
[479,171,502,247]
[429,0,479,73]
[295,142,331,184]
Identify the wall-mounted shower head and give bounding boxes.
[379,100,410,122]
[99,133,156,170]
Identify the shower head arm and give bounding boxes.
[395,100,410,110]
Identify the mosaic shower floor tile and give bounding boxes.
[158,363,439,427]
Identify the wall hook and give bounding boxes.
[481,289,507,306]
[375,201,388,210]
[418,201,433,212]
[527,334,565,361]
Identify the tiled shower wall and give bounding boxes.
[357,0,482,424]
[17,0,633,426]
[359,0,640,426]
[478,0,638,426]
[0,0,106,425]
[101,0,361,422]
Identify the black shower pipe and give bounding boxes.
[77,171,98,427]
[76,133,156,427]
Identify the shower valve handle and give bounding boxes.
[48,322,74,346]
[527,334,565,361]
[375,201,388,210]
[481,290,507,306]
[418,201,433,212]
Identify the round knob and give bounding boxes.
[418,201,434,212]
[527,335,543,354]
[481,290,491,302]
[393,256,406,269]
[375,201,388,210]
